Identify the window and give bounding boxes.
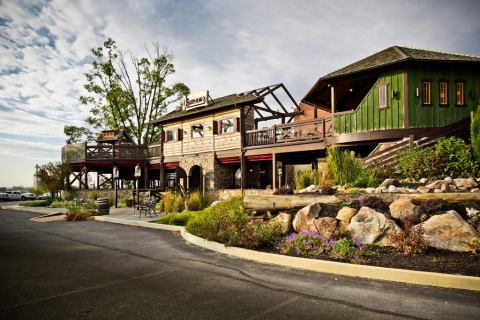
[439,80,449,106]
[191,124,204,138]
[422,81,432,105]
[166,129,177,142]
[456,81,465,106]
[378,84,387,108]
[219,118,234,134]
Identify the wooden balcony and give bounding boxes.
[245,117,333,148]
[62,143,148,163]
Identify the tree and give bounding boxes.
[64,125,96,144]
[73,38,189,145]
[37,162,71,199]
[472,106,480,163]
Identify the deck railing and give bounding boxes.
[62,143,148,162]
[245,117,333,147]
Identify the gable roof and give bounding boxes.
[97,129,134,143]
[151,92,261,124]
[321,46,480,80]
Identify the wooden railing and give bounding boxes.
[148,145,162,158]
[62,143,148,162]
[245,117,333,147]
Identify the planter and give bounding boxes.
[126,198,133,207]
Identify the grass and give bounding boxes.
[156,210,202,226]
[295,169,322,191]
[19,199,53,207]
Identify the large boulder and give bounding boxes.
[418,210,479,252]
[336,207,357,224]
[453,178,478,189]
[416,186,431,194]
[292,203,321,233]
[313,217,337,239]
[389,199,420,223]
[348,207,399,244]
[271,212,292,234]
[379,178,399,188]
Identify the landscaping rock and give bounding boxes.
[434,189,443,193]
[313,217,337,239]
[458,186,468,192]
[375,186,387,194]
[426,180,444,190]
[418,210,479,252]
[365,187,375,194]
[379,178,399,188]
[388,185,397,193]
[419,178,428,184]
[336,207,357,224]
[337,221,349,236]
[210,201,221,207]
[440,183,450,193]
[471,188,480,193]
[389,199,419,222]
[405,188,419,194]
[444,177,452,183]
[292,203,321,233]
[453,178,478,189]
[348,207,398,244]
[271,212,292,234]
[298,184,320,194]
[416,186,430,194]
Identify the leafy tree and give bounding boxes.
[64,125,96,144]
[37,162,71,199]
[471,106,480,163]
[73,38,189,145]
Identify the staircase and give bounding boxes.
[363,118,471,169]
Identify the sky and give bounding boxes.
[1,0,480,187]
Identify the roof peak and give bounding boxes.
[393,45,480,60]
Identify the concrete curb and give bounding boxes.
[93,216,184,232]
[180,230,480,292]
[1,205,67,215]
[89,215,480,291]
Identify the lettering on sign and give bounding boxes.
[184,90,209,110]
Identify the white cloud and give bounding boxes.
[0,0,479,187]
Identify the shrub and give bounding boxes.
[157,211,198,226]
[276,231,373,264]
[65,202,96,221]
[397,137,478,179]
[186,191,211,211]
[50,200,68,208]
[159,192,185,213]
[388,223,427,255]
[20,199,52,207]
[185,197,283,249]
[325,147,364,186]
[471,106,480,163]
[295,169,321,190]
[359,196,389,213]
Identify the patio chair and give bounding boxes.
[138,198,158,219]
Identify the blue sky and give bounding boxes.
[1,0,480,187]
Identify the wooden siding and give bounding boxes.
[408,68,480,128]
[334,72,405,135]
[162,108,254,157]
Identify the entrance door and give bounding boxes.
[189,165,202,191]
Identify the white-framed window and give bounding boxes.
[219,118,234,134]
[439,80,449,106]
[166,129,177,142]
[191,124,204,138]
[456,81,465,106]
[378,84,388,108]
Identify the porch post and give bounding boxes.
[240,105,246,191]
[84,166,89,190]
[331,85,335,136]
[144,162,149,189]
[272,153,277,190]
[159,124,166,190]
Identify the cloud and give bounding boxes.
[0,0,479,186]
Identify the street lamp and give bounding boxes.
[113,166,119,208]
[134,164,141,206]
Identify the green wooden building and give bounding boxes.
[300,46,480,150]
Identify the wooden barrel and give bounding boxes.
[97,198,110,215]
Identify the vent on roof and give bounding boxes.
[183,90,209,111]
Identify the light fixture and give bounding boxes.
[113,166,119,179]
[349,88,353,92]
[415,88,420,97]
[134,164,141,177]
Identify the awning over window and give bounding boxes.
[164,162,180,170]
[216,154,272,164]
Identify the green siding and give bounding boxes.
[408,68,480,128]
[334,72,404,134]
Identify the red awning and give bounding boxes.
[164,162,180,170]
[216,154,272,164]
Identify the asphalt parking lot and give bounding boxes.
[1,209,479,320]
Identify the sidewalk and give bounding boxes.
[107,207,160,222]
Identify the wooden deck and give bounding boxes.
[62,143,149,163]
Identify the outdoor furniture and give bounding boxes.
[138,198,158,219]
